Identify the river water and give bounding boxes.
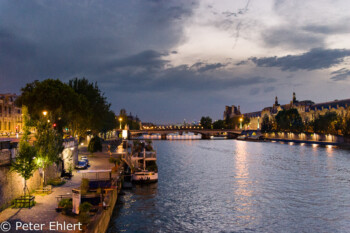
[107,140,350,233]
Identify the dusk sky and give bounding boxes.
[1,0,350,124]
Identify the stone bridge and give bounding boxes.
[128,129,242,140]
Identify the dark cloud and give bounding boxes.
[106,50,169,69]
[245,48,350,71]
[235,60,248,66]
[190,62,227,72]
[99,58,275,93]
[330,68,350,81]
[262,27,324,49]
[303,24,350,35]
[0,0,198,84]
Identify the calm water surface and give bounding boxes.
[107,140,350,233]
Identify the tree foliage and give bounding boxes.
[275,109,304,132]
[15,79,80,132]
[16,78,117,138]
[11,106,37,196]
[200,116,212,129]
[34,119,64,182]
[213,120,226,129]
[342,111,350,136]
[261,114,273,133]
[225,116,250,129]
[69,78,116,135]
[88,136,103,153]
[312,111,342,134]
[118,111,140,130]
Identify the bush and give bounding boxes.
[88,136,102,153]
[58,198,72,214]
[47,178,66,186]
[79,202,93,225]
[79,202,93,212]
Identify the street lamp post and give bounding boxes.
[119,117,123,129]
[240,117,243,129]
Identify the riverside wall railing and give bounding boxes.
[263,132,350,144]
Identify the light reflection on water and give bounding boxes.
[107,140,350,233]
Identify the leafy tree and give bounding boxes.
[225,116,249,129]
[200,116,212,129]
[69,78,114,135]
[17,78,116,138]
[15,79,80,133]
[88,136,103,153]
[275,108,304,132]
[11,106,37,196]
[261,114,273,133]
[213,120,226,129]
[118,111,140,130]
[101,110,117,138]
[312,111,342,134]
[342,110,350,136]
[34,118,64,186]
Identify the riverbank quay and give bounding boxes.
[267,138,339,146]
[0,142,120,233]
[83,139,126,233]
[0,138,79,212]
[85,164,124,233]
[239,130,350,147]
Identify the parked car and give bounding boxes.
[80,156,90,166]
[75,160,88,170]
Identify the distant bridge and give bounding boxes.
[128,129,243,139]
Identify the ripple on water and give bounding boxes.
[107,140,350,233]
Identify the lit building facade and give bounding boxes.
[0,94,22,135]
[226,93,350,130]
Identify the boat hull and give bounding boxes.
[132,172,158,183]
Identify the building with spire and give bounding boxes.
[223,105,241,121]
[226,93,350,130]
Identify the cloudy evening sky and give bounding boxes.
[1,0,350,123]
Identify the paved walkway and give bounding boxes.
[0,145,113,233]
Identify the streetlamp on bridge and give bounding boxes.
[239,117,243,129]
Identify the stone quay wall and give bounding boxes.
[0,139,79,211]
[263,132,350,144]
[87,167,124,233]
[0,161,59,211]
